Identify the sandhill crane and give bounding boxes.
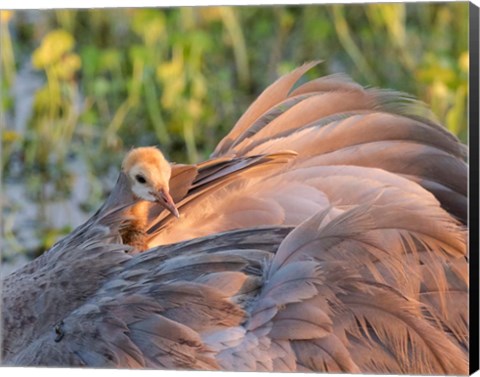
[1,62,468,374]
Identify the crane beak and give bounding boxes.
[153,189,179,218]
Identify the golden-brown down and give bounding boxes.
[120,147,179,251]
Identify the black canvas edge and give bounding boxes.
[470,1,480,375]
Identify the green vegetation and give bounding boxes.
[0,3,469,256]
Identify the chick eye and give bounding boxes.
[135,174,146,184]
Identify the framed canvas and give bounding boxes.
[1,1,479,375]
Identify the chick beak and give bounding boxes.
[154,189,179,218]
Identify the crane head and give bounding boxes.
[122,146,179,218]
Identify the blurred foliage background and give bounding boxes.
[0,3,469,265]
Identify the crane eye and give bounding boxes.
[135,174,146,184]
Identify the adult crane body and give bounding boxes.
[1,62,469,374]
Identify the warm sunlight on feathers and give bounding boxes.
[1,63,469,374]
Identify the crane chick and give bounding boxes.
[121,146,179,251]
